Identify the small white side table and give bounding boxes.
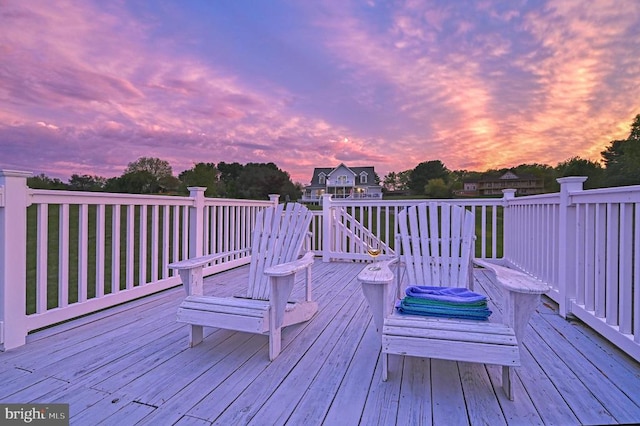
[357,262,395,341]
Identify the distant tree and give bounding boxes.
[424,178,451,198]
[179,163,220,196]
[68,174,106,191]
[158,175,182,193]
[108,170,157,194]
[397,170,411,191]
[383,172,399,191]
[125,157,173,180]
[555,157,605,189]
[116,157,175,194]
[409,160,450,195]
[374,172,381,185]
[217,162,244,198]
[601,114,640,187]
[27,173,67,190]
[630,114,640,140]
[236,162,300,201]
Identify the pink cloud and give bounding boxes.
[1,0,639,186]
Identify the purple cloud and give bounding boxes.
[1,0,639,185]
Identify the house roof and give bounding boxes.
[307,165,377,185]
[476,171,542,183]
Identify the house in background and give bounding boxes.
[302,164,383,204]
[459,170,544,196]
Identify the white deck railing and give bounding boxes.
[318,194,505,262]
[1,170,639,361]
[0,173,276,350]
[502,177,640,359]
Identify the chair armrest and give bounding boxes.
[473,259,550,295]
[169,248,250,296]
[168,248,250,271]
[474,259,550,343]
[264,251,315,277]
[356,258,397,284]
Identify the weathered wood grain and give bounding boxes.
[0,260,638,425]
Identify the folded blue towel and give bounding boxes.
[396,287,492,320]
[405,286,487,304]
[396,298,492,320]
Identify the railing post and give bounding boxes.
[322,194,333,262]
[269,194,280,206]
[188,187,207,258]
[0,170,32,351]
[501,189,516,262]
[557,176,587,318]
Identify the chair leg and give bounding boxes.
[382,352,389,381]
[502,366,513,400]
[189,325,204,347]
[269,326,282,361]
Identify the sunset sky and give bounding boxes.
[1,0,639,184]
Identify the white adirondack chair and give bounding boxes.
[168,203,317,360]
[381,202,549,400]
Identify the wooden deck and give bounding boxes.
[1,260,639,425]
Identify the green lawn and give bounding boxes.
[25,204,186,314]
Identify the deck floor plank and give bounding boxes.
[322,320,378,425]
[1,260,639,425]
[359,357,402,426]
[526,319,619,425]
[135,333,268,425]
[530,312,640,423]
[538,305,640,402]
[27,381,108,418]
[484,366,544,425]
[459,362,507,426]
[211,263,366,425]
[396,357,432,425]
[282,301,371,425]
[430,358,469,426]
[182,262,361,423]
[87,327,188,393]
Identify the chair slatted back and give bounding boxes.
[247,203,313,300]
[397,202,475,288]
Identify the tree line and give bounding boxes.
[28,159,302,201]
[383,113,640,197]
[28,114,639,200]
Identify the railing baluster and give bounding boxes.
[36,204,48,313]
[150,205,159,282]
[96,204,105,298]
[126,205,135,289]
[171,205,179,276]
[139,205,147,286]
[605,202,619,326]
[162,205,169,279]
[619,202,633,334]
[78,204,88,302]
[594,203,606,318]
[634,203,640,344]
[112,204,121,293]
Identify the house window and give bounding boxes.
[337,175,347,184]
[360,172,368,184]
[318,173,326,185]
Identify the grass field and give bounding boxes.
[25,204,185,314]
